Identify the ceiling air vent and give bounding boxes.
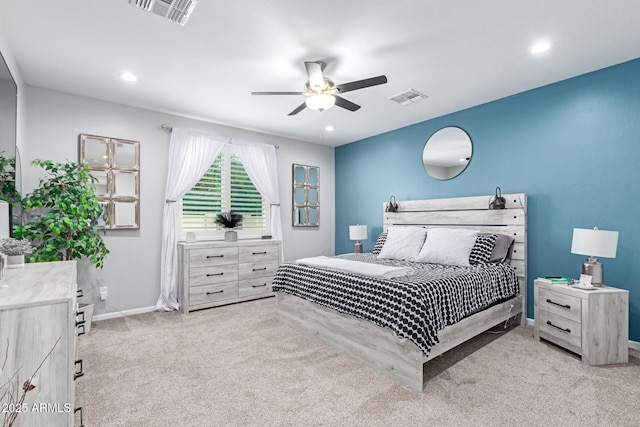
[130,0,199,26]
[389,89,428,106]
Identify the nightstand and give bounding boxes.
[534,279,629,365]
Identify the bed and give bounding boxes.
[273,193,527,391]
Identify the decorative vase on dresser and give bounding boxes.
[0,261,84,426]
[178,239,281,314]
[534,279,629,365]
[6,254,25,268]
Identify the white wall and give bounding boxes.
[23,85,335,315]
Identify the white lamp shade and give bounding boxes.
[571,228,618,258]
[349,225,367,241]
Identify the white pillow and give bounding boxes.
[416,228,479,266]
[377,226,427,261]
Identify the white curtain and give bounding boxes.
[156,128,229,311]
[233,139,282,245]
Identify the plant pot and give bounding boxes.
[224,230,238,242]
[6,254,24,268]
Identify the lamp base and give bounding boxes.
[354,241,363,253]
[582,257,603,286]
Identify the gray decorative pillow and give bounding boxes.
[490,233,516,263]
[469,234,497,265]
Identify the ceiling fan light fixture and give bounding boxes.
[305,93,335,111]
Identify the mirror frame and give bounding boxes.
[0,50,18,235]
[292,163,320,227]
[422,126,473,181]
[79,134,140,229]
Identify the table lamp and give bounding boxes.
[349,225,367,253]
[570,227,618,286]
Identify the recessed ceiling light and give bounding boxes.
[324,125,334,132]
[531,42,551,54]
[120,72,138,82]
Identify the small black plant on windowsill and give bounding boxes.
[215,212,242,242]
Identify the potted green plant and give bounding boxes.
[13,160,109,268]
[215,211,242,242]
[0,237,33,268]
[0,153,20,205]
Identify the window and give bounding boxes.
[181,146,269,239]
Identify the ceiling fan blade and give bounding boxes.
[334,95,361,112]
[335,75,388,94]
[251,91,304,95]
[288,102,307,116]
[304,61,325,91]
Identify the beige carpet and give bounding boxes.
[76,297,640,426]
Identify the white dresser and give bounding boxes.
[0,261,83,427]
[178,240,281,314]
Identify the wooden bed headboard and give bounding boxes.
[382,193,527,322]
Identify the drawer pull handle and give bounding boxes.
[206,290,224,295]
[252,267,267,272]
[74,359,84,380]
[546,299,570,309]
[75,407,84,427]
[253,251,267,255]
[75,310,86,326]
[546,321,571,334]
[252,283,268,288]
[77,324,86,337]
[206,273,224,277]
[207,255,224,258]
[77,289,84,298]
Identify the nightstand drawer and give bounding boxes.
[538,310,582,353]
[538,288,582,323]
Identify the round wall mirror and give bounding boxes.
[422,126,473,180]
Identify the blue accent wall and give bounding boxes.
[335,58,640,342]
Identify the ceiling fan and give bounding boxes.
[251,61,388,116]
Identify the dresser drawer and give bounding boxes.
[190,247,238,268]
[239,277,274,298]
[190,265,239,286]
[538,309,582,353]
[238,260,279,280]
[239,244,279,263]
[190,281,238,306]
[538,288,582,323]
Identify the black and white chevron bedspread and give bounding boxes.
[272,253,519,356]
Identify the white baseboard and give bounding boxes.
[93,305,157,321]
[526,317,639,350]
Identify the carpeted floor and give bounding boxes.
[76,297,640,426]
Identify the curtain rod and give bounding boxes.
[161,124,279,149]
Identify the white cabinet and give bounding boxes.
[0,261,82,426]
[178,240,281,313]
[534,279,628,365]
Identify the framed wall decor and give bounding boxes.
[292,163,319,227]
[79,133,140,229]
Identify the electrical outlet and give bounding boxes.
[99,286,108,301]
